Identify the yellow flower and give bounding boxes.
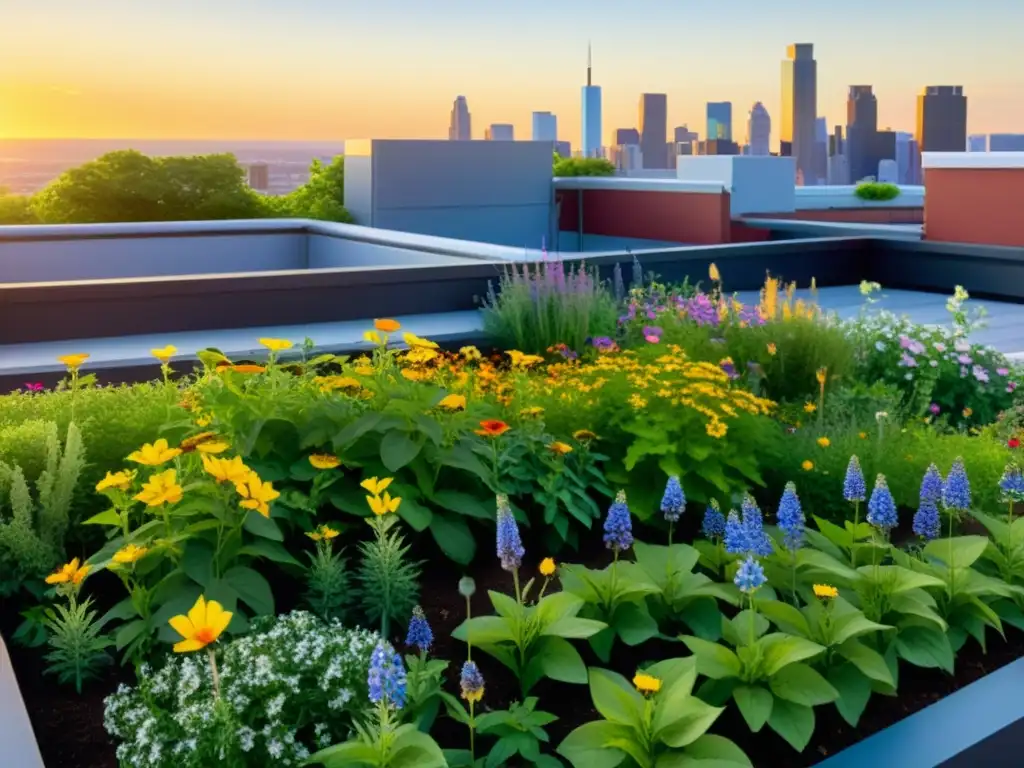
[151,345,178,363]
[628,393,648,409]
[127,438,182,466]
[195,413,213,427]
[402,333,439,350]
[309,453,342,470]
[767,343,777,356]
[134,469,184,507]
[235,472,280,518]
[539,557,556,576]
[363,330,383,345]
[306,524,340,541]
[460,346,482,361]
[813,584,839,599]
[572,429,598,442]
[168,595,232,653]
[374,318,401,333]
[406,345,439,365]
[367,492,402,516]
[227,364,266,374]
[401,368,431,382]
[519,406,545,418]
[801,460,814,471]
[96,470,134,493]
[195,440,230,454]
[58,353,89,371]
[259,338,293,352]
[817,437,830,448]
[816,367,827,386]
[202,454,251,485]
[706,420,728,439]
[708,263,721,282]
[361,477,394,496]
[858,431,867,439]
[963,407,973,418]
[803,402,817,413]
[508,350,544,368]
[112,544,149,565]
[548,441,573,455]
[633,672,662,694]
[45,557,90,585]
[437,394,467,411]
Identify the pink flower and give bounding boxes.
[997,368,1010,376]
[24,382,43,392]
[645,335,660,344]
[929,403,940,414]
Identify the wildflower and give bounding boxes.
[539,557,556,576]
[460,660,485,703]
[777,482,805,551]
[496,494,525,571]
[875,411,888,422]
[724,510,747,553]
[920,464,944,505]
[24,382,44,392]
[929,403,941,415]
[135,469,183,507]
[701,499,726,540]
[45,558,90,585]
[168,595,232,653]
[867,475,898,531]
[628,393,648,409]
[817,437,831,448]
[706,420,728,439]
[813,584,838,599]
[309,453,342,470]
[367,644,407,709]
[151,345,178,363]
[734,556,766,594]
[844,456,867,502]
[402,333,439,350]
[235,472,280,517]
[259,338,293,352]
[573,429,598,442]
[660,476,686,523]
[476,419,510,438]
[816,368,827,387]
[179,432,225,453]
[603,490,634,552]
[999,464,1024,503]
[405,606,433,654]
[804,402,817,413]
[741,496,773,557]
[96,470,134,493]
[508,350,544,368]
[127,438,182,466]
[802,460,814,471]
[942,457,972,512]
[548,441,573,455]
[1011,438,1021,449]
[633,673,662,694]
[858,432,867,440]
[913,500,941,540]
[58,353,89,371]
[767,343,777,356]
[367,492,401,516]
[438,394,467,411]
[962,407,973,419]
[519,406,545,418]
[708,263,721,282]
[374,318,401,333]
[202,454,251,485]
[306,524,340,541]
[112,544,149,565]
[460,346,482,361]
[361,477,394,496]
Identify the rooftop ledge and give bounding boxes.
[553,177,725,194]
[922,151,1024,169]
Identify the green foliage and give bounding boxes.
[557,658,752,768]
[312,717,447,768]
[355,516,422,638]
[0,186,39,224]
[480,261,620,356]
[41,595,113,693]
[854,181,900,201]
[0,421,85,593]
[444,697,561,768]
[404,652,450,733]
[552,155,616,177]
[304,537,350,622]
[268,157,354,223]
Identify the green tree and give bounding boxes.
[273,156,353,223]
[0,187,38,224]
[552,155,616,177]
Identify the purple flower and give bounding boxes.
[997,367,1010,376]
[929,403,941,415]
[973,366,990,383]
[741,495,774,557]
[958,354,973,365]
[496,494,525,572]
[603,490,634,552]
[913,500,941,540]
[899,353,918,368]
[660,476,686,523]
[702,499,725,540]
[920,464,944,505]
[405,606,433,653]
[368,644,408,709]
[1000,464,1024,503]
[942,458,972,512]
[867,475,898,531]
[844,456,867,503]
[776,482,805,551]
[734,555,766,594]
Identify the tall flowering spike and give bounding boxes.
[912,500,941,541]
[734,555,766,594]
[741,495,774,557]
[920,464,944,506]
[367,643,408,710]
[867,475,898,531]
[603,490,634,552]
[843,456,867,503]
[776,482,805,552]
[495,494,525,572]
[999,464,1024,503]
[660,476,686,523]
[459,660,485,703]
[723,510,748,555]
[405,606,433,654]
[702,499,726,540]
[942,457,972,512]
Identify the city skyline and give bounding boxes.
[1,0,1022,142]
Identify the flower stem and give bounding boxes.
[465,594,473,662]
[207,647,221,700]
[668,521,674,547]
[469,700,476,761]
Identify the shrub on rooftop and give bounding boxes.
[552,155,616,177]
[853,180,900,201]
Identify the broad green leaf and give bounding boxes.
[537,636,588,685]
[923,535,990,570]
[430,490,492,520]
[797,548,859,582]
[889,593,948,631]
[82,508,121,526]
[181,538,215,588]
[732,685,773,732]
[396,495,432,531]
[828,663,873,727]
[557,721,632,768]
[768,663,838,706]
[536,591,585,628]
[428,513,475,565]
[895,625,954,673]
[242,510,284,541]
[754,599,811,638]
[614,601,660,646]
[759,633,826,676]
[858,565,945,594]
[679,636,741,680]
[545,616,607,640]
[837,639,893,685]
[656,695,724,749]
[452,616,515,645]
[389,727,447,768]
[237,539,302,567]
[488,591,521,621]
[333,411,384,450]
[312,740,381,767]
[380,430,422,472]
[674,734,752,767]
[831,611,891,646]
[222,565,275,615]
[725,610,769,647]
[589,668,645,728]
[767,698,815,752]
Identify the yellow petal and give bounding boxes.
[205,601,233,637]
[187,595,207,630]
[173,638,206,653]
[168,614,195,640]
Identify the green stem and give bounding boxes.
[668,521,674,547]
[748,595,756,647]
[465,594,473,662]
[608,549,620,615]
[469,700,476,761]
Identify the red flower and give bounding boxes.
[475,420,510,438]
[1009,438,1020,449]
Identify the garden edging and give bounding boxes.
[0,634,45,768]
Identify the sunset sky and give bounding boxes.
[1,0,1021,144]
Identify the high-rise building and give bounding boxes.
[449,96,472,141]
[916,86,967,153]
[847,85,879,183]
[610,144,643,172]
[967,134,988,152]
[485,124,514,141]
[746,103,771,156]
[814,117,828,184]
[877,159,898,184]
[581,44,603,157]
[531,112,557,142]
[247,163,269,192]
[697,140,739,156]
[781,44,817,185]
[895,132,918,185]
[554,140,572,157]
[827,125,849,185]
[615,128,640,145]
[990,134,1024,151]
[639,93,669,169]
[706,102,733,141]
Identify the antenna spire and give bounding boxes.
[587,41,593,86]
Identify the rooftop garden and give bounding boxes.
[2,263,1023,768]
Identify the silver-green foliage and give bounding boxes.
[42,596,113,693]
[355,525,421,638]
[304,543,350,622]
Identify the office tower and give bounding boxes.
[877,159,898,184]
[846,85,879,183]
[967,134,988,152]
[814,117,828,184]
[639,93,669,169]
[615,128,640,145]
[706,102,733,141]
[990,134,1024,151]
[827,125,848,185]
[247,163,269,192]
[872,129,897,179]
[674,126,698,143]
[554,140,571,157]
[746,103,771,156]
[916,86,968,152]
[581,44,603,157]
[484,124,514,141]
[697,140,739,156]
[531,112,557,142]
[895,132,913,184]
[610,144,643,172]
[781,44,817,185]
[449,96,472,140]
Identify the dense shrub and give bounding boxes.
[854,181,900,201]
[552,156,616,177]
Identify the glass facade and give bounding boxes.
[581,86,602,157]
[706,102,733,141]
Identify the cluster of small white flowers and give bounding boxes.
[103,611,380,767]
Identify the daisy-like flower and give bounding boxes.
[112,544,149,565]
[235,472,280,517]
[134,469,183,507]
[168,595,232,653]
[45,557,90,585]
[309,453,342,470]
[813,584,838,599]
[127,438,182,466]
[633,672,662,695]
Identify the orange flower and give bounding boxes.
[374,318,401,333]
[57,353,89,371]
[437,394,467,411]
[229,364,267,374]
[476,420,510,438]
[572,429,598,442]
[45,558,90,585]
[548,441,573,455]
[309,453,342,470]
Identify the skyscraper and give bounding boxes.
[746,103,771,156]
[581,44,603,158]
[532,112,557,142]
[485,124,514,141]
[846,85,878,183]
[781,44,817,185]
[916,86,968,153]
[615,128,640,145]
[706,102,733,141]
[814,117,828,184]
[449,96,472,141]
[639,93,668,169]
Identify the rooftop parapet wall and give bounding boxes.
[923,152,1024,248]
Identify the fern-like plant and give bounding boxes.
[304,524,351,621]
[42,595,113,693]
[354,500,422,640]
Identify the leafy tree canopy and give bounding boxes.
[553,155,616,177]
